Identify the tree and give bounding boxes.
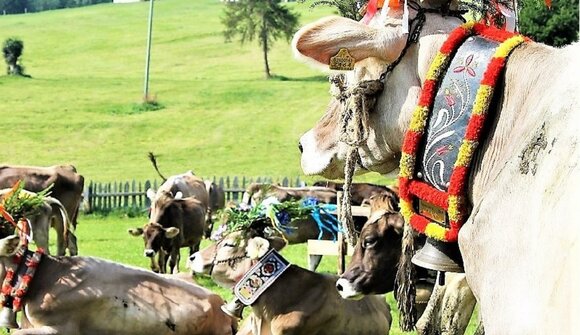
[2,38,27,76]
[519,0,579,47]
[222,0,299,79]
[306,0,363,21]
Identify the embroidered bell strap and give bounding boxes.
[398,22,527,242]
[233,249,290,305]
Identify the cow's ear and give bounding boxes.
[128,228,144,236]
[292,16,406,69]
[367,209,387,225]
[0,235,20,256]
[247,237,270,260]
[165,227,180,239]
[266,236,287,252]
[146,188,156,201]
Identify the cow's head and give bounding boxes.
[188,221,286,289]
[128,223,180,258]
[292,7,462,178]
[336,208,404,299]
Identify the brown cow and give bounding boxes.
[313,181,399,207]
[147,171,210,233]
[188,223,392,335]
[129,191,205,274]
[0,165,84,255]
[204,180,226,214]
[241,183,337,207]
[335,195,477,334]
[0,188,74,256]
[212,201,342,271]
[0,235,237,335]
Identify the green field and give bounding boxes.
[0,0,389,185]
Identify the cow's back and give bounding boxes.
[159,171,209,211]
[0,165,84,225]
[22,256,235,335]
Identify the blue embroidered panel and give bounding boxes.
[417,36,500,191]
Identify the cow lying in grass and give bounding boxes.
[212,202,343,271]
[0,234,236,335]
[189,221,392,335]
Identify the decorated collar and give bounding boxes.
[398,22,527,242]
[233,249,290,305]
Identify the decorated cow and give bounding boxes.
[211,197,342,271]
[292,0,580,333]
[188,218,392,335]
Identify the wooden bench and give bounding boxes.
[306,196,371,274]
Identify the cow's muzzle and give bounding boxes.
[144,249,155,257]
[336,278,364,300]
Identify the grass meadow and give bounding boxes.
[0,0,388,184]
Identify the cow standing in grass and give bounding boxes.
[129,191,206,274]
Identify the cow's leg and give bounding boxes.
[307,254,323,271]
[150,255,161,273]
[169,249,180,274]
[416,272,446,335]
[205,209,214,239]
[159,252,168,274]
[439,273,476,335]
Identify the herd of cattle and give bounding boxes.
[0,163,453,334]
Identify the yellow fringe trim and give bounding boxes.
[448,195,460,221]
[400,199,414,220]
[462,21,476,30]
[494,35,525,58]
[472,85,493,116]
[455,140,477,167]
[426,52,449,81]
[425,222,447,240]
[399,153,416,178]
[408,106,429,132]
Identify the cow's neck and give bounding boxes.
[250,265,331,317]
[468,42,562,203]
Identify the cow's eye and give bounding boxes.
[223,242,236,248]
[363,236,377,249]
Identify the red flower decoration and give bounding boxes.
[453,54,476,77]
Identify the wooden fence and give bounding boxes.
[84,176,306,213]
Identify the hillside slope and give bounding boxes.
[0,0,388,184]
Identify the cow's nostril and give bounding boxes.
[189,254,196,262]
[298,142,304,153]
[336,283,343,292]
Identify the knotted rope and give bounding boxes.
[337,80,384,247]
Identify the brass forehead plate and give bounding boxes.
[329,48,355,71]
[418,199,446,225]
